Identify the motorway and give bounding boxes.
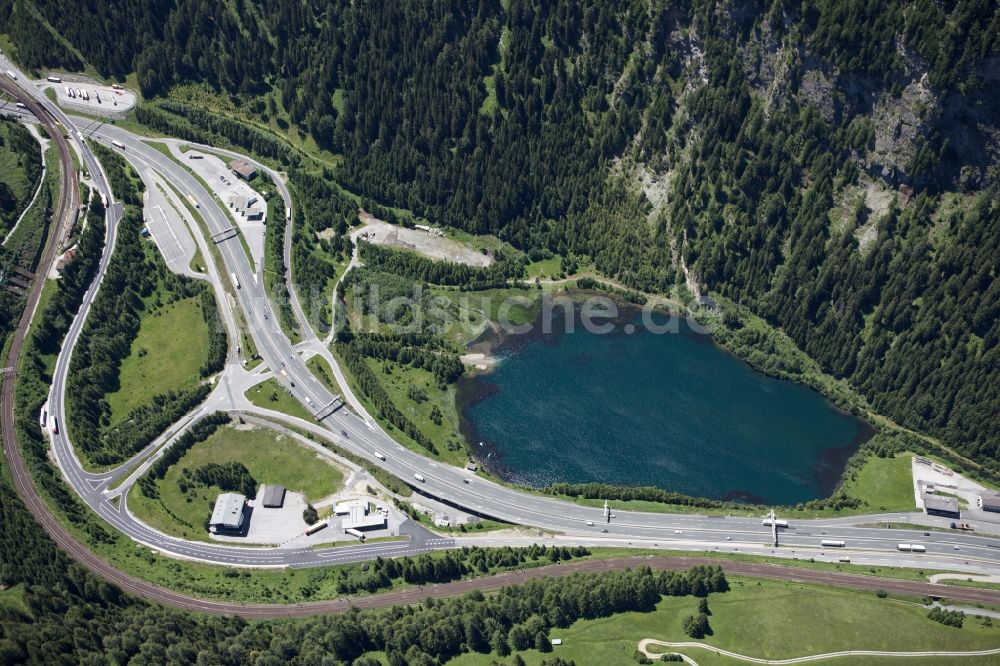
[5,54,1000,606]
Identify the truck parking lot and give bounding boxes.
[38,77,137,115]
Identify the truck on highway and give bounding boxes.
[286,207,291,221]
[187,194,199,208]
[49,416,59,434]
[46,75,62,83]
[950,522,974,531]
[111,139,125,150]
[373,451,386,460]
[911,544,926,553]
[897,543,913,551]
[820,539,846,547]
[6,70,16,80]
[231,272,240,289]
[413,473,425,483]
[762,518,789,528]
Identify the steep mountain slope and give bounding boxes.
[3,0,997,470]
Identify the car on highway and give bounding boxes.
[587,521,595,526]
[600,529,608,533]
[954,545,961,550]
[463,478,470,484]
[674,530,682,534]
[726,536,732,541]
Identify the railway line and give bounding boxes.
[4,59,1000,620]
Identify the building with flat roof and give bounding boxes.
[260,484,286,508]
[979,493,1000,513]
[335,499,387,531]
[924,495,960,519]
[245,207,264,221]
[228,159,257,181]
[209,493,246,532]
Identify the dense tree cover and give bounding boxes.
[350,331,463,385]
[576,278,648,305]
[359,241,527,290]
[137,412,229,499]
[0,118,47,354]
[339,340,439,455]
[0,117,43,237]
[66,146,224,465]
[0,461,725,666]
[187,461,257,499]
[8,0,1000,470]
[928,607,965,628]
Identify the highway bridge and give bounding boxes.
[3,51,1000,609]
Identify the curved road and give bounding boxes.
[5,58,1000,616]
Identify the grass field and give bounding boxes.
[245,377,314,421]
[105,296,208,425]
[364,359,468,467]
[306,354,343,395]
[129,424,344,542]
[534,451,916,520]
[840,452,915,512]
[445,577,1000,666]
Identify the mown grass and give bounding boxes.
[129,424,344,542]
[245,376,313,422]
[446,577,1000,666]
[105,296,208,425]
[364,358,468,467]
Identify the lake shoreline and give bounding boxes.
[455,288,875,506]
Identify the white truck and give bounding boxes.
[820,539,846,548]
[762,518,789,528]
[6,70,16,80]
[231,272,240,289]
[46,75,62,83]
[111,139,125,150]
[373,451,386,461]
[413,473,425,483]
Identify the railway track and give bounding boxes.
[4,80,1000,622]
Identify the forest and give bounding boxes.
[2,0,993,470]
[1,436,729,665]
[65,146,226,466]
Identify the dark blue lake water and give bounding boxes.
[458,307,872,505]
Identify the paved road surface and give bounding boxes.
[5,54,1000,617]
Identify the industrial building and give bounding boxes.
[924,494,960,519]
[979,493,1000,513]
[335,499,387,531]
[228,159,257,181]
[260,485,286,508]
[209,493,246,532]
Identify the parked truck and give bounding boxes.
[950,522,974,531]
[46,75,62,83]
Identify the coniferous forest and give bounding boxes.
[2,0,995,466]
[0,2,999,661]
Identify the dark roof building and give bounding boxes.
[261,484,286,508]
[228,159,257,181]
[924,495,960,518]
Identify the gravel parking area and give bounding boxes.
[354,213,494,267]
